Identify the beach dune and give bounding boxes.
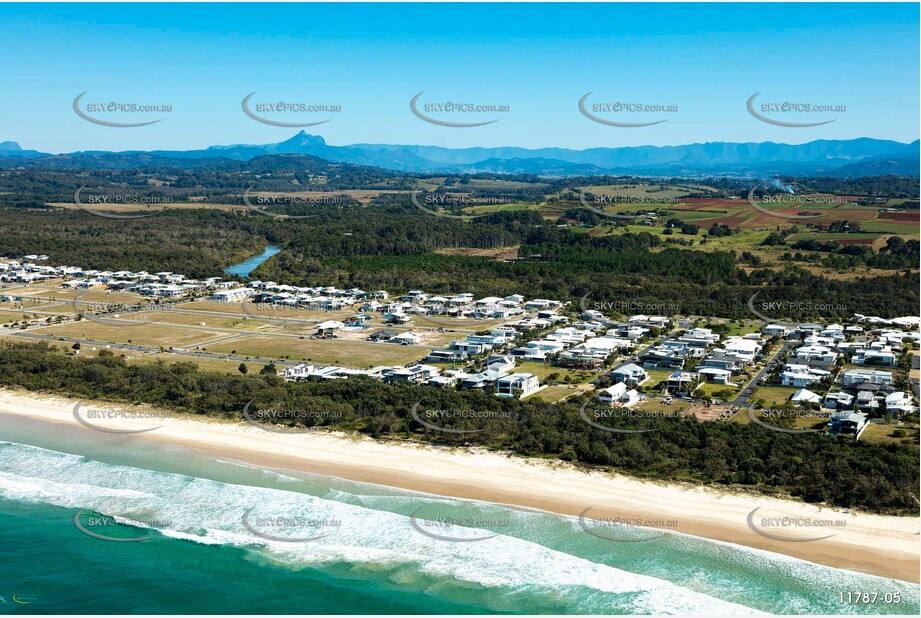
[0,388,918,583]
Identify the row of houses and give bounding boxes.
[0,257,238,299]
[282,357,543,399]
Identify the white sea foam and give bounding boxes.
[1,440,918,615]
[0,441,766,614]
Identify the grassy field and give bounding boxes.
[40,321,225,349]
[515,361,597,383]
[201,335,430,367]
[750,385,804,406]
[525,383,593,403]
[641,368,676,391]
[696,382,740,399]
[126,352,267,374]
[128,310,277,332]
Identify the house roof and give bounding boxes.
[791,388,822,403]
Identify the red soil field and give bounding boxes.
[879,211,920,223]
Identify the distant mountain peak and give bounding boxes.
[0,141,22,151]
[280,131,326,147]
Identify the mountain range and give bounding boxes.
[1,132,917,177]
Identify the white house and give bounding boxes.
[722,337,762,363]
[315,320,345,337]
[781,364,831,387]
[884,391,914,415]
[790,388,822,405]
[610,363,649,387]
[853,349,896,366]
[822,391,853,409]
[495,373,540,399]
[598,383,642,408]
[764,324,791,337]
[827,411,869,439]
[391,331,421,345]
[697,367,733,385]
[665,371,699,395]
[791,345,838,365]
[211,287,251,302]
[840,369,893,386]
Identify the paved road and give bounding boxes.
[6,331,301,367]
[730,341,795,406]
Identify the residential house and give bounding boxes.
[598,382,642,408]
[315,320,345,337]
[697,367,733,385]
[853,349,896,366]
[827,411,869,438]
[840,369,893,386]
[665,371,699,395]
[780,364,831,387]
[824,391,854,410]
[790,388,822,405]
[496,373,540,399]
[610,363,649,387]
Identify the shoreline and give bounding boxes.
[1,388,918,583]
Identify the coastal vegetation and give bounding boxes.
[1,340,916,514]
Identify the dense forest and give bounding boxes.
[0,341,916,514]
[1,159,918,317]
[1,200,917,318]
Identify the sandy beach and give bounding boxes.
[1,388,918,583]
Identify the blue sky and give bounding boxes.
[1,2,917,153]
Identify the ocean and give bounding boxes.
[0,412,917,615]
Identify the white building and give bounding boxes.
[598,382,642,407]
[840,369,893,386]
[495,373,540,399]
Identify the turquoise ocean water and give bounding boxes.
[0,412,917,615]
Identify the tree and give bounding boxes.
[260,362,278,376]
[238,363,248,375]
